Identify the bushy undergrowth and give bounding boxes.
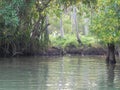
[50,34,77,48]
[81,35,97,47]
[50,34,99,48]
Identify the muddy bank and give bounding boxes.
[0,46,110,57]
[65,47,107,55]
[28,46,108,56]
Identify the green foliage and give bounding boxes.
[90,0,120,44]
[1,0,112,56]
[0,0,20,27]
[50,34,77,48]
[56,0,76,6]
[82,0,97,6]
[0,0,51,55]
[50,34,97,48]
[81,35,97,46]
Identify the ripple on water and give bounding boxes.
[0,56,120,90]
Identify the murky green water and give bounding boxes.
[0,56,120,90]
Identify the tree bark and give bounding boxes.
[83,18,89,35]
[106,43,116,64]
[72,6,82,44]
[60,7,64,38]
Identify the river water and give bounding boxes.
[0,56,120,90]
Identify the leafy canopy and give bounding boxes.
[0,0,31,26]
[91,0,120,44]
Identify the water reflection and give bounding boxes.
[0,57,49,90]
[0,56,120,90]
[106,64,115,89]
[58,57,64,90]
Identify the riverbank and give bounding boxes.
[22,46,107,56]
[1,46,119,57]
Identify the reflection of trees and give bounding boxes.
[114,64,120,89]
[57,56,82,89]
[0,57,48,90]
[69,56,81,89]
[106,64,115,88]
[58,57,64,89]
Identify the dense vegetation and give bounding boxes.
[0,0,52,56]
[91,0,120,64]
[0,0,120,64]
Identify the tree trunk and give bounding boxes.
[60,12,64,38]
[106,43,116,64]
[71,11,74,34]
[83,18,89,35]
[72,6,82,44]
[44,15,49,47]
